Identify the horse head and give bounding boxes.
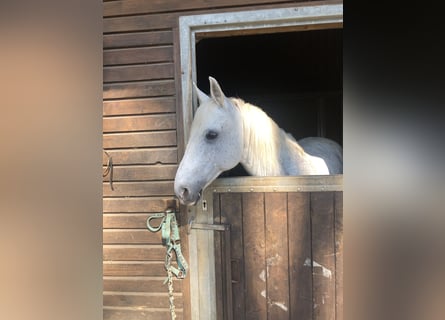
[174,77,243,205]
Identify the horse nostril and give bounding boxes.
[181,187,189,199]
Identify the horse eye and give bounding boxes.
[205,131,218,140]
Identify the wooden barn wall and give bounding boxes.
[102,1,336,320]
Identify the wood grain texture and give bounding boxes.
[102,181,174,197]
[104,293,183,308]
[311,192,335,320]
[103,97,176,116]
[102,148,177,165]
[220,193,245,319]
[102,165,177,182]
[104,13,177,33]
[103,308,183,320]
[104,276,181,292]
[264,193,290,320]
[103,261,167,276]
[103,31,173,49]
[103,181,174,197]
[103,229,162,244]
[103,114,176,133]
[103,80,175,100]
[287,192,313,319]
[104,0,298,17]
[242,192,267,320]
[103,131,176,149]
[213,194,225,320]
[104,47,173,66]
[334,191,343,320]
[103,245,167,261]
[104,63,174,82]
[103,197,178,213]
[103,214,152,229]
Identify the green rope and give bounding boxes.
[147,209,188,319]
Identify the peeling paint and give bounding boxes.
[266,253,280,266]
[272,302,288,312]
[304,258,332,279]
[259,269,266,282]
[260,290,267,298]
[260,289,288,312]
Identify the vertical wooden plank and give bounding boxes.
[265,193,290,319]
[242,193,267,320]
[288,192,313,319]
[334,192,343,320]
[311,192,335,320]
[213,194,225,320]
[220,193,244,320]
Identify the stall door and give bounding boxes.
[213,191,343,320]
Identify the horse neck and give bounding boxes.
[233,98,305,176]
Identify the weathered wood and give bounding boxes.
[103,131,176,149]
[103,261,166,276]
[103,80,175,100]
[103,197,178,213]
[103,229,162,244]
[104,63,174,83]
[103,308,183,320]
[104,293,183,308]
[103,114,176,133]
[104,46,173,65]
[104,277,181,293]
[103,97,176,116]
[103,1,337,34]
[213,194,224,320]
[104,13,177,33]
[310,192,335,320]
[287,192,313,319]
[334,191,343,320]
[103,181,174,197]
[102,2,344,318]
[103,30,173,49]
[103,245,167,261]
[103,214,151,229]
[102,165,177,182]
[264,193,289,320]
[102,148,177,165]
[242,192,267,320]
[104,0,298,17]
[209,175,343,193]
[220,193,244,319]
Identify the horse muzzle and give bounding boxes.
[175,184,202,206]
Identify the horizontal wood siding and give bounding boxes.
[102,1,178,316]
[104,0,305,17]
[103,1,324,319]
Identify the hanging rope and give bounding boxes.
[147,209,188,320]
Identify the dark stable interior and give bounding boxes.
[195,28,342,177]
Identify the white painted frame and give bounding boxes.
[178,4,343,319]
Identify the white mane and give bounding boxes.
[233,98,334,176]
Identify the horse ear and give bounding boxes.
[193,82,210,105]
[209,76,226,107]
